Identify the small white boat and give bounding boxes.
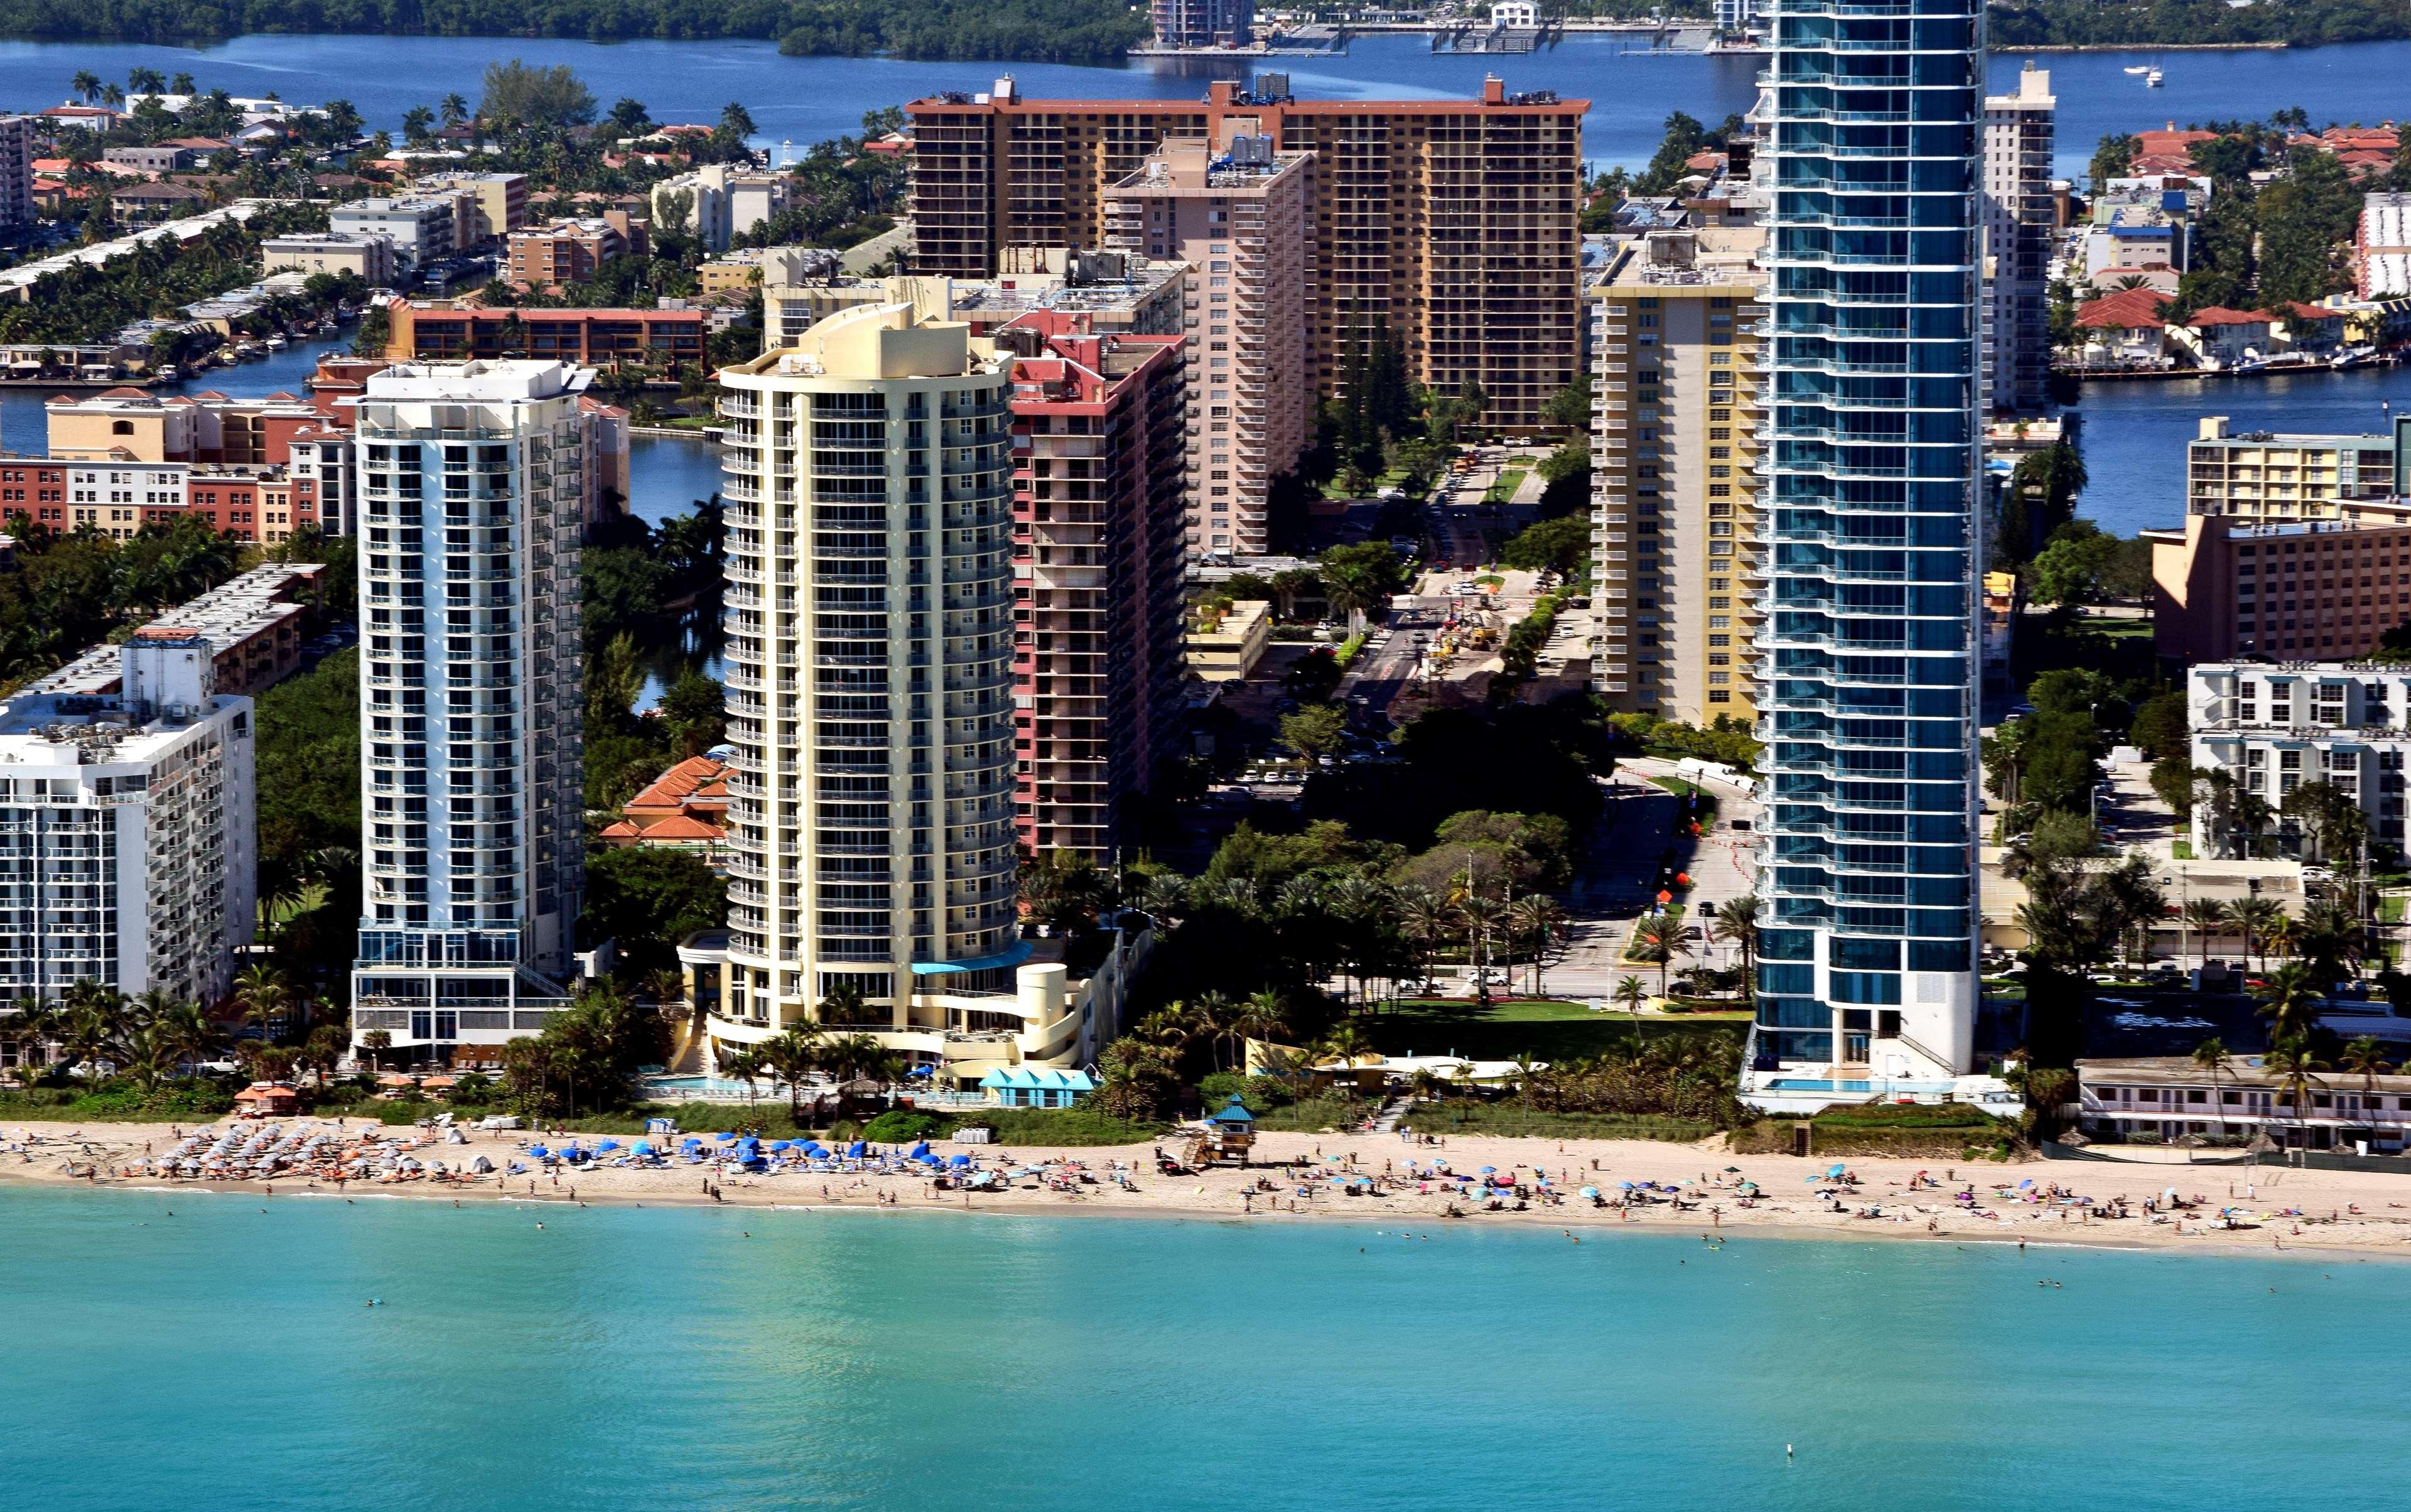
[266,333,288,349]
[2146,67,2164,87]
[2123,64,2149,75]
[154,365,178,382]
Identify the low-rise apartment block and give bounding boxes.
[2185,415,2398,521]
[651,163,792,252]
[1588,227,1766,720]
[262,231,398,286]
[330,197,458,269]
[384,301,706,372]
[760,250,1186,352]
[1185,595,1268,681]
[0,634,256,1008]
[2076,1057,2411,1153]
[31,564,326,699]
[2188,662,2411,853]
[505,212,645,287]
[410,171,529,246]
[1103,135,1314,558]
[2149,509,2411,662]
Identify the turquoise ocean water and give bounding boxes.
[0,1185,2397,1511]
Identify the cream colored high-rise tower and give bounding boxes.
[714,300,1022,1044]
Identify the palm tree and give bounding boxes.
[360,1029,392,1072]
[2224,896,2282,971]
[2262,1038,2330,1148]
[2253,961,2322,1044]
[159,1001,214,1076]
[760,1029,821,1120]
[1395,888,1457,988]
[232,964,289,1042]
[440,93,470,128]
[2339,1035,2393,1113]
[401,105,434,145]
[2192,1037,2233,1142]
[1631,914,1688,1000]
[2181,899,2226,969]
[1193,991,1242,1071]
[1231,991,1288,1069]
[1460,892,1504,1003]
[69,70,100,106]
[1614,974,1649,1039]
[1508,894,1564,996]
[718,1046,766,1111]
[1710,895,1762,995]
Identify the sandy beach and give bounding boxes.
[10,1117,2411,1256]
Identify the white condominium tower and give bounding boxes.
[1749,0,1984,1090]
[0,634,256,1011]
[348,360,588,1064]
[716,298,1020,1042]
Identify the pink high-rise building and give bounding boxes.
[1104,135,1313,559]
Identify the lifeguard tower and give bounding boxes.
[1187,1093,1258,1168]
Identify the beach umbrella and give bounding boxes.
[769,1140,791,1152]
[1826,1164,1846,1178]
[527,1145,549,1158]
[715,1131,738,1142]
[2017,1178,2034,1189]
[949,1154,971,1167]
[1723,1165,1742,1172]
[1618,1181,1635,1191]
[1739,1180,1759,1192]
[634,1142,654,1155]
[848,1141,868,1158]
[1579,1186,1600,1199]
[1479,1165,1497,1174]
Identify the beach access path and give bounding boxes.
[7,1120,2410,1258]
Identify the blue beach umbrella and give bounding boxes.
[769,1140,791,1152]
[527,1145,549,1158]
[1479,1165,1497,1175]
[848,1141,868,1157]
[634,1142,654,1155]
[1827,1164,1847,1178]
[716,1131,738,1143]
[595,1140,620,1153]
[1619,1181,1634,1190]
[949,1154,971,1167]
[1580,1186,1601,1199]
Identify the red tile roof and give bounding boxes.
[2187,306,2272,327]
[2075,287,2170,330]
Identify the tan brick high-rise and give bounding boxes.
[907,75,1585,431]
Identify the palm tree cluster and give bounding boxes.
[2015,853,2167,972]
[498,984,674,1120]
[1421,1031,1748,1128]
[6,969,343,1096]
[0,203,335,350]
[0,516,253,684]
[1143,867,1568,1007]
[715,1025,903,1123]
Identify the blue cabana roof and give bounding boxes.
[977,1066,1097,1092]
[1207,1093,1255,1125]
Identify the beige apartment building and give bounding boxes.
[906,74,1585,429]
[505,213,644,287]
[1588,228,1767,721]
[2187,416,2398,519]
[261,231,397,286]
[1103,136,1313,557]
[412,171,529,247]
[712,297,1022,1042]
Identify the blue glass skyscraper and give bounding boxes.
[1749,0,1982,1085]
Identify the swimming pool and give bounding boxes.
[1762,1079,1961,1094]
[640,1076,770,1101]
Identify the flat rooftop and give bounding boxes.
[29,563,322,696]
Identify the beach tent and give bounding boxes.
[847,1141,868,1158]
[470,1155,494,1174]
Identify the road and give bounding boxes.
[1344,592,1447,721]
[1549,756,1764,1000]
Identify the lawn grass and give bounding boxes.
[1364,1000,1742,1063]
[1484,468,1526,504]
[2385,894,2407,925]
[1254,1096,1377,1132]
